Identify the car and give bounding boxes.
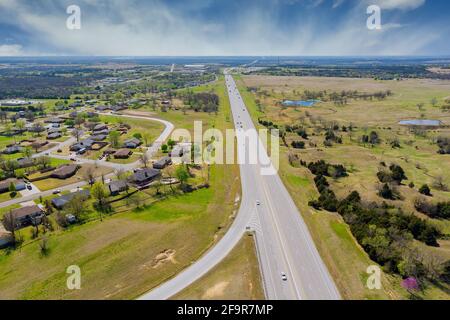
[53,189,62,195]
[26,185,32,190]
[281,272,288,281]
[57,149,62,153]
[256,200,261,206]
[70,157,76,161]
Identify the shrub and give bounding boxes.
[419,184,432,196]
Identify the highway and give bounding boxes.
[139,73,340,300]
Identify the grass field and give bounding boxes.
[237,74,450,299]
[31,163,112,191]
[0,77,242,300]
[173,235,265,300]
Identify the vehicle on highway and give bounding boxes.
[281,272,288,281]
[256,200,261,206]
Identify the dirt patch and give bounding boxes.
[140,249,177,270]
[202,281,230,299]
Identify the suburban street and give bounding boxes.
[139,73,340,300]
[0,114,174,209]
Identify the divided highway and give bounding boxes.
[139,74,340,300]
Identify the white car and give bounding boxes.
[281,272,288,281]
[256,200,261,206]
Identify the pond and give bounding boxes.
[398,120,442,127]
[282,100,320,107]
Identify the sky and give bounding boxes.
[0,0,449,56]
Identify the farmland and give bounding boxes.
[237,74,450,299]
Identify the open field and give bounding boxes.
[0,77,242,300]
[237,74,450,299]
[173,235,265,300]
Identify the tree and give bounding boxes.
[369,131,380,145]
[36,156,51,170]
[176,165,189,189]
[139,153,149,168]
[8,182,16,196]
[431,97,438,107]
[161,144,168,153]
[419,184,432,196]
[2,211,17,244]
[65,193,89,221]
[126,192,143,208]
[168,139,176,149]
[389,164,407,184]
[108,131,120,148]
[91,182,109,217]
[433,175,448,191]
[31,141,42,153]
[142,133,151,147]
[22,147,32,159]
[31,122,44,136]
[84,166,96,186]
[379,183,394,200]
[16,119,26,133]
[71,128,82,142]
[75,115,85,128]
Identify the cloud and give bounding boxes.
[0,44,24,56]
[375,0,426,10]
[0,0,446,56]
[332,0,345,9]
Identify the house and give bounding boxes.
[90,134,108,141]
[69,102,83,108]
[10,205,45,229]
[107,180,128,196]
[2,145,22,154]
[69,111,79,118]
[47,132,62,140]
[17,157,35,169]
[93,124,108,132]
[123,137,142,149]
[170,143,191,158]
[153,156,172,170]
[47,128,62,134]
[111,105,127,112]
[95,105,110,111]
[131,168,161,187]
[0,178,26,194]
[52,190,90,209]
[114,148,133,159]
[51,164,79,179]
[45,117,65,124]
[70,138,95,152]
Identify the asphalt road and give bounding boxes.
[138,73,340,300]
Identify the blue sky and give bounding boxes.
[0,0,449,56]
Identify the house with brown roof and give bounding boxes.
[114,149,133,159]
[10,205,45,229]
[131,168,161,187]
[107,180,128,196]
[0,178,26,194]
[51,164,79,179]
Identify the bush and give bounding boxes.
[291,141,305,149]
[419,184,432,196]
[379,183,395,200]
